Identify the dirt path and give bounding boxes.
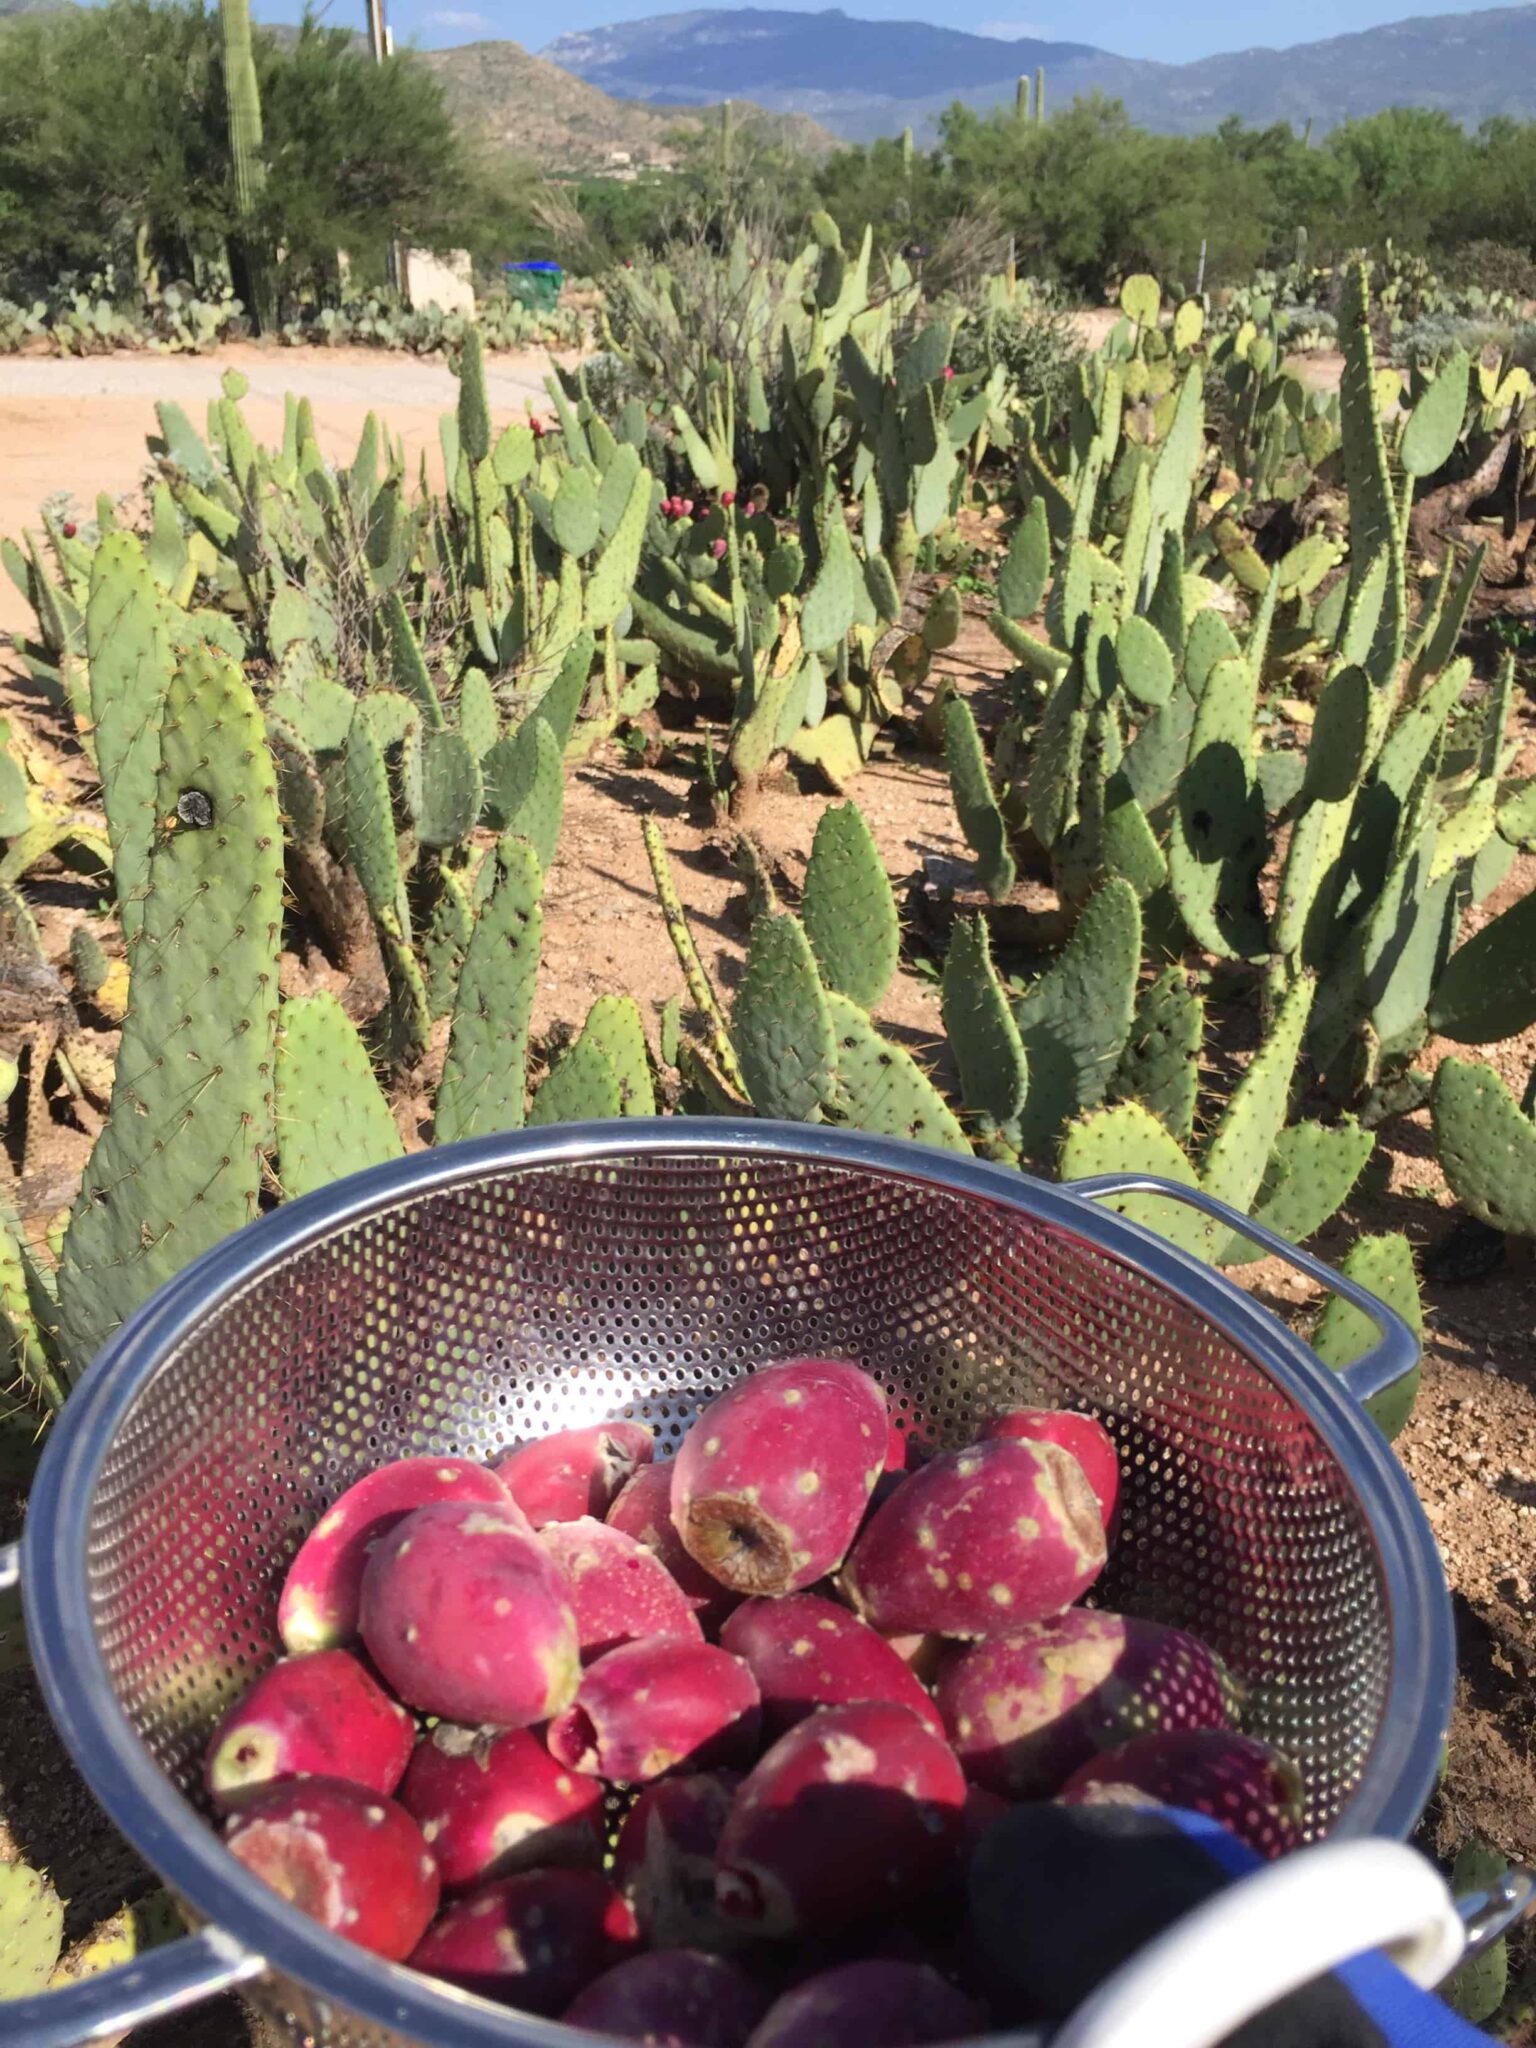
[0,340,563,640]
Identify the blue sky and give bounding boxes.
[261,0,1506,64]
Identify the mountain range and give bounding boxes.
[543,5,1536,141]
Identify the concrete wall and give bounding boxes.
[404,248,475,318]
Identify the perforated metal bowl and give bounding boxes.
[0,1121,1453,2048]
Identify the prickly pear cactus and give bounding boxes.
[944,696,1015,902]
[0,1863,64,1999]
[1013,878,1140,1156]
[941,916,1028,1149]
[825,992,969,1153]
[1311,1232,1422,1440]
[1432,1059,1536,1242]
[801,801,898,1010]
[732,914,836,1124]
[275,993,404,1199]
[85,534,171,947]
[1112,966,1202,1145]
[577,994,655,1116]
[435,834,544,1144]
[528,1034,623,1126]
[416,730,483,850]
[58,647,282,1366]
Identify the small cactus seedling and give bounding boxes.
[548,1634,761,1783]
[671,1358,888,1596]
[496,1420,655,1528]
[407,1868,640,2012]
[397,1724,604,1890]
[205,1648,415,1812]
[224,1779,439,1961]
[359,1500,580,1728]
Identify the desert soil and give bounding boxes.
[0,342,1532,2043]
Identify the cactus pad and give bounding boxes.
[801,801,899,1009]
[1222,1118,1374,1268]
[483,713,563,868]
[1013,877,1140,1157]
[528,1034,624,1125]
[86,535,171,946]
[826,992,968,1153]
[435,834,545,1143]
[0,1862,64,1998]
[1058,1102,1215,1262]
[1199,975,1314,1218]
[1167,656,1268,959]
[1113,966,1201,1145]
[1311,1232,1423,1440]
[417,730,483,850]
[998,498,1050,621]
[944,695,1015,901]
[1432,1059,1536,1242]
[732,914,836,1123]
[1428,889,1536,1045]
[423,868,474,1020]
[577,994,655,1115]
[275,993,403,1199]
[941,916,1029,1138]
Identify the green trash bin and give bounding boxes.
[503,261,564,314]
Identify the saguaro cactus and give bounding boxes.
[220,0,275,335]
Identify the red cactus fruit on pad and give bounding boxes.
[714,1700,966,1938]
[720,1592,944,1739]
[608,1461,742,1635]
[495,1420,653,1528]
[539,1516,703,1662]
[936,1609,1240,1798]
[671,1359,888,1596]
[548,1634,761,1783]
[564,1948,771,2046]
[359,1499,579,1727]
[277,1456,514,1655]
[612,1770,742,1950]
[397,1723,604,1890]
[982,1407,1121,1532]
[224,1778,438,1960]
[205,1648,414,1813]
[407,1867,640,2012]
[1058,1728,1305,1860]
[842,1436,1105,1637]
[747,1959,985,2048]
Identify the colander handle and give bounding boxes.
[1047,1838,1470,2048]
[1065,1175,1420,1408]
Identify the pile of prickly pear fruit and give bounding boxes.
[204,1359,1303,2044]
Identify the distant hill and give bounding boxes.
[544,4,1536,141]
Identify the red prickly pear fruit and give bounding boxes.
[539,1516,703,1662]
[608,1462,742,1635]
[720,1593,944,1740]
[225,1777,439,1961]
[983,1408,1120,1532]
[671,1358,888,1596]
[62,520,78,538]
[494,1420,653,1529]
[206,1649,414,1813]
[711,537,728,559]
[681,498,695,516]
[842,1437,1105,1638]
[714,1701,966,1938]
[941,366,956,381]
[885,1633,945,1684]
[397,1723,604,1890]
[961,1781,1009,1849]
[565,1948,771,2045]
[936,1610,1240,1799]
[747,1959,984,2048]
[359,1500,579,1728]
[1058,1728,1305,1861]
[548,1633,760,1783]
[278,1456,515,1655]
[409,1867,640,2012]
[720,489,737,508]
[612,1770,742,1950]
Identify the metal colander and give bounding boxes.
[1,1120,1453,2048]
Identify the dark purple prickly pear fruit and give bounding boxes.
[359,1500,579,1728]
[397,1723,604,1890]
[1058,1728,1305,1860]
[564,1948,771,2046]
[540,1516,703,1662]
[225,1777,439,1961]
[547,1634,761,1783]
[747,1960,985,2048]
[714,1701,966,1939]
[720,1593,944,1740]
[612,1771,742,1950]
[206,1648,415,1813]
[494,1420,654,1529]
[608,1461,744,1635]
[935,1609,1240,1799]
[407,1867,640,2012]
[278,1457,515,1655]
[983,1408,1120,1532]
[671,1359,888,1597]
[842,1437,1105,1638]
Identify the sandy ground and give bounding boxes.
[0,341,562,640]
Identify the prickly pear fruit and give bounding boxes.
[279,1457,515,1655]
[747,1960,985,2048]
[495,1421,654,1529]
[224,1778,439,1961]
[548,1634,761,1783]
[613,1771,742,1950]
[843,1438,1105,1638]
[359,1500,579,1728]
[205,1649,415,1813]
[407,1868,640,2012]
[982,1409,1120,1532]
[720,1593,944,1740]
[565,1948,771,2046]
[1058,1729,1304,1860]
[714,1701,966,1938]
[539,1517,703,1662]
[608,1461,742,1634]
[935,1610,1239,1798]
[671,1359,888,1596]
[397,1724,605,1890]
